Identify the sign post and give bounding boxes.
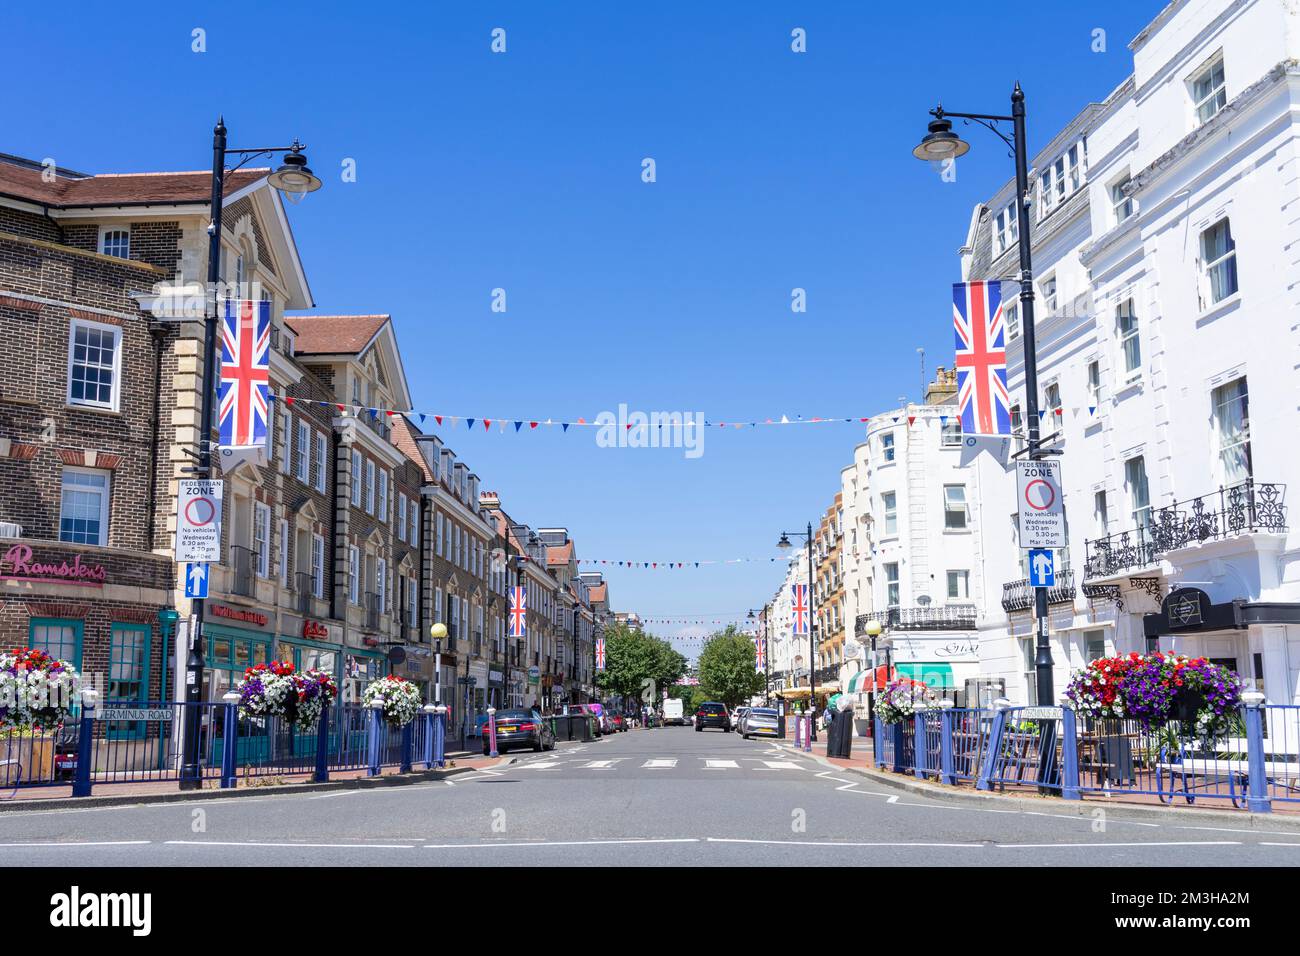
[1016,460,1066,711]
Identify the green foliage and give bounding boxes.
[696,626,765,707]
[596,623,687,703]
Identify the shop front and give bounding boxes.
[276,616,345,695]
[203,604,277,703]
[881,631,981,704]
[488,666,505,709]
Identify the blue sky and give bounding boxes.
[3,1,1158,658]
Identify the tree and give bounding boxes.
[697,626,765,707]
[596,624,685,706]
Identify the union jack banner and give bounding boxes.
[754,635,765,671]
[509,585,527,638]
[953,281,1011,436]
[595,637,606,670]
[219,299,271,449]
[791,584,809,635]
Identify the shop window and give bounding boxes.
[29,618,82,670]
[107,624,151,739]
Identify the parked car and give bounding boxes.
[482,708,555,755]
[733,706,751,734]
[571,703,604,736]
[694,701,731,732]
[608,713,627,733]
[741,707,782,740]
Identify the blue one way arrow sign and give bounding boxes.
[184,562,209,599]
[1028,549,1055,588]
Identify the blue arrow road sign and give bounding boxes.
[184,562,209,599]
[1028,549,1055,588]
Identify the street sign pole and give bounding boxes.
[1016,459,1066,706]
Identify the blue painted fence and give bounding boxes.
[872,700,1297,814]
[0,701,449,798]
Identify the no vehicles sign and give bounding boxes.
[1016,460,1066,549]
[176,479,223,563]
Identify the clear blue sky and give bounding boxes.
[3,0,1157,658]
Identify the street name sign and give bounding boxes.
[1016,460,1066,549]
[176,479,223,563]
[100,707,173,722]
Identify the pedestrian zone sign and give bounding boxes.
[176,479,223,563]
[1016,460,1066,549]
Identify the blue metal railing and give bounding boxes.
[949,708,994,783]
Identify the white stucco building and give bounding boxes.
[962,0,1300,704]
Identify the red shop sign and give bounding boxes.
[302,620,329,640]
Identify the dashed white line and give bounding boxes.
[424,838,699,849]
[0,840,151,847]
[994,841,1240,848]
[166,840,416,849]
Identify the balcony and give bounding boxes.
[295,572,313,614]
[855,604,977,636]
[359,413,391,442]
[230,545,256,598]
[364,592,380,630]
[1002,568,1076,612]
[1084,480,1287,580]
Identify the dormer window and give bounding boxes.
[993,202,1019,255]
[99,228,130,259]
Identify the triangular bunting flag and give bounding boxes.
[514,421,523,432]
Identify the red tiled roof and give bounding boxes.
[546,543,573,566]
[588,583,608,603]
[285,314,389,355]
[390,415,433,482]
[0,158,269,208]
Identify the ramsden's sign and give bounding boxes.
[302,620,329,639]
[0,544,106,587]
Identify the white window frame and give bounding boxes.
[397,494,407,542]
[1110,173,1134,225]
[1125,455,1152,531]
[880,432,895,463]
[351,451,363,507]
[295,420,310,483]
[1005,299,1020,341]
[278,407,290,475]
[311,534,325,598]
[98,226,130,259]
[947,570,970,600]
[409,500,419,547]
[1199,218,1238,308]
[941,418,962,446]
[364,459,375,514]
[943,484,969,531]
[881,492,897,537]
[254,502,271,578]
[66,318,123,411]
[435,513,444,557]
[377,557,387,614]
[884,562,900,609]
[1040,274,1058,313]
[1212,376,1251,486]
[348,545,359,604]
[407,574,417,625]
[279,519,289,586]
[1117,299,1141,379]
[378,470,389,522]
[993,202,1019,255]
[314,432,327,493]
[58,467,110,547]
[1191,53,1227,126]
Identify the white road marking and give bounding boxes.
[707,837,982,848]
[1259,842,1300,847]
[994,841,1241,848]
[519,761,563,770]
[1175,825,1300,836]
[582,760,617,769]
[643,759,677,769]
[166,840,416,849]
[424,838,699,849]
[0,840,151,847]
[886,795,900,804]
[704,760,739,770]
[761,761,803,770]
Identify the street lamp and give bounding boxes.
[913,84,1056,706]
[777,522,817,725]
[430,622,448,709]
[179,118,321,791]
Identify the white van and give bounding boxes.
[662,698,685,725]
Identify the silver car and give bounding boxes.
[741,707,782,740]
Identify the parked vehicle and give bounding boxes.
[608,713,627,733]
[742,707,782,740]
[694,701,731,732]
[482,709,556,755]
[733,706,751,734]
[572,703,605,736]
[663,698,685,725]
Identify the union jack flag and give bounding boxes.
[791,584,809,635]
[219,299,271,449]
[754,636,765,671]
[953,281,1011,436]
[509,585,527,638]
[595,637,606,671]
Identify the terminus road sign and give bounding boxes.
[100,707,172,722]
[176,479,223,564]
[1015,460,1066,549]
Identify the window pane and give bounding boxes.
[59,470,108,545]
[1213,378,1251,484]
[69,324,118,407]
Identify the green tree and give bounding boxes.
[697,626,765,707]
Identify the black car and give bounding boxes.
[483,709,556,754]
[694,701,731,732]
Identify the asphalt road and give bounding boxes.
[3,725,1298,866]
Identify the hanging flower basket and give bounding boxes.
[0,648,80,731]
[1065,652,1242,736]
[362,675,423,727]
[236,662,337,730]
[874,678,934,725]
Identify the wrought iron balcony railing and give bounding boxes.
[854,604,978,636]
[1083,480,1287,580]
[1002,568,1076,612]
[364,592,380,630]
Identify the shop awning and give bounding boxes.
[846,670,872,694]
[896,662,955,688]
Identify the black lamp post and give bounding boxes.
[179,118,321,791]
[913,84,1055,707]
[777,523,817,717]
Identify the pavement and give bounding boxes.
[2,724,1299,865]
